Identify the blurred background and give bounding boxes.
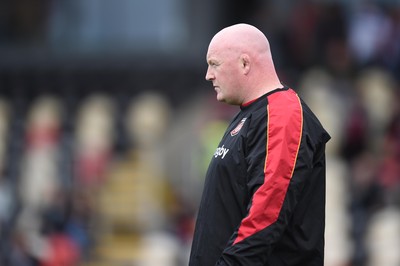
[0,0,399,265]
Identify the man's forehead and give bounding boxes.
[206,52,217,63]
[206,45,228,62]
[206,41,223,59]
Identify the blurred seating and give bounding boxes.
[88,92,179,265]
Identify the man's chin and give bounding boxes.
[216,93,224,102]
[217,96,236,105]
[216,93,237,105]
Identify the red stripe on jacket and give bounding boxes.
[233,89,303,244]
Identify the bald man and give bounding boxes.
[189,24,330,265]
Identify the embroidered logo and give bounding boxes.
[230,118,247,136]
[214,145,229,159]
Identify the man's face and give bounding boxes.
[205,44,242,105]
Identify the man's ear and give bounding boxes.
[240,54,250,75]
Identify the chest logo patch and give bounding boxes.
[230,118,247,136]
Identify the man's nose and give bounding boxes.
[205,67,214,81]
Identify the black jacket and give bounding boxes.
[189,87,331,266]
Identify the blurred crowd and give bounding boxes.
[0,1,400,266]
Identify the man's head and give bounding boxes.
[205,24,281,105]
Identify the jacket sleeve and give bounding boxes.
[216,91,322,265]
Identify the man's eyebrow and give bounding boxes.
[207,58,218,65]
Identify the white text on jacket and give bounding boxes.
[214,145,229,159]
